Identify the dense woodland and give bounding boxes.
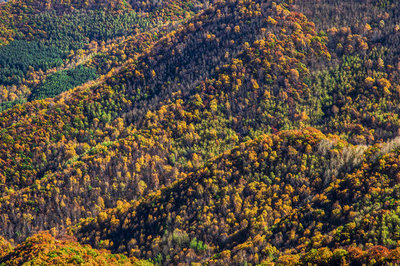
[0,0,211,111]
[0,232,149,265]
[2,0,400,264]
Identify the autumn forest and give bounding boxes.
[1,0,400,265]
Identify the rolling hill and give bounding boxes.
[2,0,400,264]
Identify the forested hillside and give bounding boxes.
[0,0,329,243]
[2,0,400,264]
[73,129,400,264]
[0,232,149,265]
[0,0,211,111]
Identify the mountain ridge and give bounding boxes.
[2,0,400,264]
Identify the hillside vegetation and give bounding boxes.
[0,232,150,265]
[0,0,330,243]
[0,0,211,110]
[2,0,400,264]
[72,129,400,264]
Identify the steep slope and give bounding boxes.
[3,0,400,264]
[270,137,400,252]
[0,0,328,243]
[72,129,338,263]
[0,0,231,192]
[0,0,328,190]
[0,0,209,110]
[73,129,400,264]
[288,0,400,144]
